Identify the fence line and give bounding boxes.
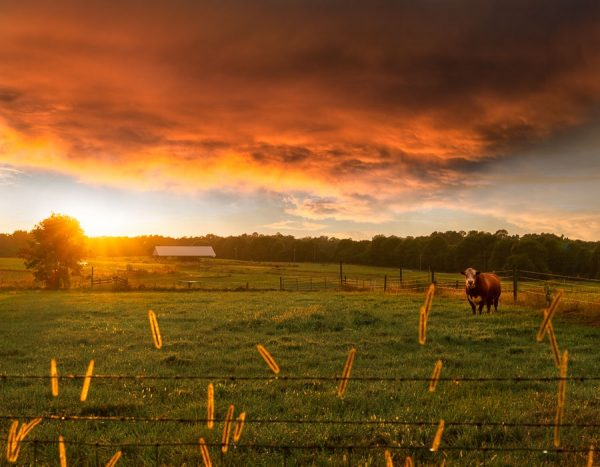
[2,374,598,382]
[13,438,594,454]
[519,269,600,283]
[522,292,600,307]
[1,414,598,428]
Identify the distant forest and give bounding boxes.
[2,229,600,278]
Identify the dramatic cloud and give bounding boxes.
[2,0,600,238]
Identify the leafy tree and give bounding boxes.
[508,238,549,272]
[422,234,452,271]
[504,253,536,271]
[0,230,31,257]
[20,214,87,289]
[455,231,498,271]
[489,237,516,271]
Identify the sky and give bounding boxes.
[1,0,600,240]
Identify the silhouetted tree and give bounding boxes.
[20,214,87,289]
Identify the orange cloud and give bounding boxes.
[2,0,600,228]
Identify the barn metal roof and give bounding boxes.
[152,246,216,257]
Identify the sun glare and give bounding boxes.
[55,201,132,237]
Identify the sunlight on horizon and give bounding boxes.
[48,201,136,237]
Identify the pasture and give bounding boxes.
[0,257,450,290]
[0,289,598,466]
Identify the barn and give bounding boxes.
[152,246,216,258]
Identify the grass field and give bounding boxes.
[0,288,598,466]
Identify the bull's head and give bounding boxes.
[461,267,480,289]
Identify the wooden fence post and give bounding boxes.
[91,266,94,288]
[384,274,387,292]
[339,261,343,289]
[399,266,403,288]
[513,267,518,302]
[280,276,283,291]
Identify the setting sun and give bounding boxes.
[45,200,133,237]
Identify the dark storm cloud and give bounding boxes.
[2,0,600,217]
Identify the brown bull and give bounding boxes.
[461,267,501,315]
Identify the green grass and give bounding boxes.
[0,289,598,466]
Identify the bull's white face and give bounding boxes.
[462,267,480,290]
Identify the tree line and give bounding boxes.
[3,224,600,278]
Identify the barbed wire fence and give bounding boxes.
[1,373,598,465]
[3,438,594,467]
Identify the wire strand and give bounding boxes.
[15,438,592,453]
[0,414,597,428]
[1,374,598,382]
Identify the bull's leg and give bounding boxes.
[486,300,492,313]
[493,296,499,312]
[478,302,484,314]
[468,298,476,315]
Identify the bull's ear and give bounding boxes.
[460,271,465,275]
[475,271,481,276]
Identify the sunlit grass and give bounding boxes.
[0,290,598,465]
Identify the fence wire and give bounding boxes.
[12,438,594,453]
[2,374,599,382]
[1,414,598,428]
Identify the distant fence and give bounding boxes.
[512,269,600,307]
[73,267,600,309]
[277,267,600,312]
[279,275,430,292]
[3,265,600,309]
[90,276,129,289]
